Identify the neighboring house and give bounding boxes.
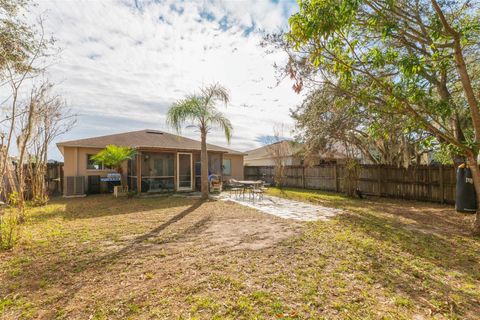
[244,141,302,166]
[57,129,245,196]
[244,140,354,167]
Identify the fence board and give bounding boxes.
[245,164,456,204]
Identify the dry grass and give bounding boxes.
[0,190,479,319]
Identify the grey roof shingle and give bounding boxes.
[57,129,244,155]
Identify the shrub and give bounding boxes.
[31,194,49,207]
[0,209,20,250]
[7,191,19,207]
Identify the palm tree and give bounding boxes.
[92,145,136,189]
[167,83,232,199]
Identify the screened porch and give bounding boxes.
[127,150,224,193]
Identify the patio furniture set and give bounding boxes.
[227,179,269,201]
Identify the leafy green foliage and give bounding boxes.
[281,0,480,165]
[166,83,232,198]
[166,83,232,142]
[91,145,135,171]
[291,81,434,166]
[0,0,50,76]
[0,208,19,250]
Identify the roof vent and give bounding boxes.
[146,130,163,135]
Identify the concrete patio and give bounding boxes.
[215,192,342,221]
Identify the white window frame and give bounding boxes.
[86,154,105,170]
[222,159,232,176]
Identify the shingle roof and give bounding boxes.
[57,129,244,155]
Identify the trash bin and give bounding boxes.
[456,164,477,213]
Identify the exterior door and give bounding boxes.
[177,153,193,191]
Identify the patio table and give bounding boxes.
[237,180,262,187]
[236,180,263,200]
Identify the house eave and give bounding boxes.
[56,144,245,156]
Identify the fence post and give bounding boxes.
[427,165,432,201]
[333,164,338,192]
[439,165,444,204]
[377,166,382,196]
[58,164,62,194]
[302,166,306,189]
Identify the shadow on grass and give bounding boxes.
[28,194,189,223]
[272,187,475,236]
[271,187,480,315]
[275,187,479,273]
[338,211,479,277]
[323,210,480,316]
[98,199,205,262]
[1,199,209,318]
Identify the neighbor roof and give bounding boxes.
[57,129,244,155]
[244,140,349,162]
[245,140,302,161]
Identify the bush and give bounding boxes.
[7,191,19,207]
[0,209,19,250]
[31,194,49,207]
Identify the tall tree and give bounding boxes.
[291,84,434,167]
[0,0,36,74]
[281,0,480,234]
[26,82,75,205]
[0,0,52,201]
[15,81,74,211]
[266,125,293,188]
[0,0,58,248]
[167,83,232,199]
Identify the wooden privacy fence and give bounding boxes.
[244,164,457,204]
[0,161,63,201]
[46,162,63,196]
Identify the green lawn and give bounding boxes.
[0,190,479,319]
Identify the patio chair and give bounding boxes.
[228,179,244,198]
[260,180,270,191]
[250,180,265,202]
[251,188,264,201]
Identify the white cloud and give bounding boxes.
[29,0,303,159]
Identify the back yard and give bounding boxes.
[1,189,479,319]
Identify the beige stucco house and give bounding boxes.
[57,129,245,196]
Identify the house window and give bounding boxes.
[222,159,232,175]
[87,154,103,170]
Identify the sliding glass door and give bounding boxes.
[177,153,193,191]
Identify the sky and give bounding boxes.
[29,0,303,160]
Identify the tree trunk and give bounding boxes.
[200,129,209,200]
[465,155,480,235]
[117,166,126,190]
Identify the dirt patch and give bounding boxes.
[199,218,298,250]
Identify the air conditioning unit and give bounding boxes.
[64,176,85,197]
